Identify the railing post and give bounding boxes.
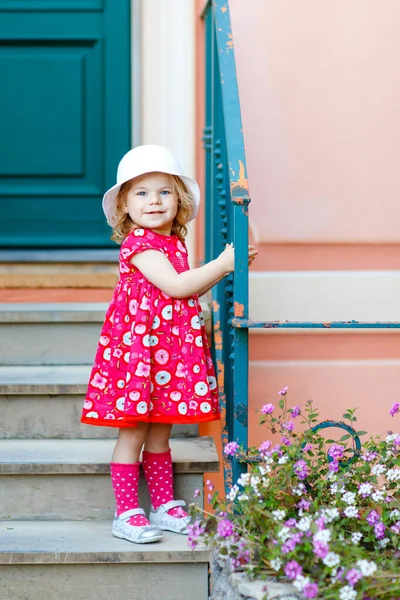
[213,0,251,487]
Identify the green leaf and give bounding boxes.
[340,434,351,441]
[355,431,367,436]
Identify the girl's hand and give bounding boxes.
[248,245,258,267]
[218,243,235,273]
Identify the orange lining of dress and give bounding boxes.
[81,412,221,428]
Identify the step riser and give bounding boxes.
[0,396,198,439]
[1,474,202,521]
[0,564,208,600]
[1,323,101,365]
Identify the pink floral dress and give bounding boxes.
[81,228,220,427]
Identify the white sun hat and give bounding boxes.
[102,145,200,227]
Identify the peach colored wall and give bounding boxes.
[230,0,400,244]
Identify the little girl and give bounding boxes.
[81,145,257,544]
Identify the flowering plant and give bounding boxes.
[189,391,400,600]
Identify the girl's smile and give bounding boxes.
[124,172,178,235]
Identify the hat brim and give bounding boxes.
[102,170,200,227]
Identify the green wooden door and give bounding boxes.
[0,0,131,248]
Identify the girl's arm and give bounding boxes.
[131,245,234,298]
[197,272,227,298]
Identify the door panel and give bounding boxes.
[0,1,131,247]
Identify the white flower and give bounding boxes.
[238,493,249,501]
[386,433,398,443]
[351,532,363,545]
[272,509,286,522]
[371,490,384,502]
[237,473,251,487]
[322,508,340,523]
[314,529,331,543]
[344,506,359,518]
[339,585,357,600]
[297,516,312,532]
[390,509,400,520]
[379,538,390,548]
[250,476,261,490]
[278,455,289,465]
[341,491,356,505]
[323,552,341,568]
[227,485,239,501]
[293,575,309,592]
[330,483,339,494]
[386,468,400,482]
[277,526,291,541]
[356,559,377,577]
[293,483,306,496]
[259,465,271,476]
[270,558,282,572]
[358,483,373,497]
[371,464,386,476]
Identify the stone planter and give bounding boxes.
[210,554,301,600]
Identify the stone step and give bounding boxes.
[0,366,198,440]
[0,437,219,521]
[0,301,211,365]
[0,521,209,600]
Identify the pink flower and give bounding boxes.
[291,404,301,418]
[389,402,400,417]
[328,444,345,460]
[303,583,319,598]
[282,420,294,432]
[90,372,107,390]
[135,361,150,377]
[258,440,272,457]
[224,441,239,457]
[278,386,288,396]
[261,403,275,415]
[284,560,302,579]
[217,519,234,539]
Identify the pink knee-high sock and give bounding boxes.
[110,462,149,526]
[142,450,188,518]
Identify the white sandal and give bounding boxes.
[112,508,164,544]
[149,500,191,535]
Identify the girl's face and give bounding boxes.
[124,172,178,235]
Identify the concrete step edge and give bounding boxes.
[0,521,209,564]
[0,365,91,395]
[0,437,220,475]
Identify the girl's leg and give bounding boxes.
[111,424,149,526]
[142,423,189,519]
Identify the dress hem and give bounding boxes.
[81,413,221,428]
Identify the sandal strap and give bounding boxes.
[156,500,186,514]
[118,508,146,521]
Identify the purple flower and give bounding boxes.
[346,569,363,586]
[193,488,201,498]
[391,521,400,534]
[389,402,400,417]
[313,540,329,559]
[374,521,386,540]
[281,436,292,446]
[302,443,313,453]
[217,518,234,538]
[224,441,239,457]
[285,518,297,528]
[366,510,380,526]
[291,404,301,418]
[261,403,275,415]
[187,521,205,549]
[315,516,325,531]
[278,386,288,396]
[294,459,309,480]
[282,533,302,554]
[329,460,339,473]
[303,582,319,598]
[298,499,311,511]
[361,451,378,462]
[284,560,302,580]
[282,420,295,432]
[258,440,272,457]
[393,436,400,446]
[328,444,345,460]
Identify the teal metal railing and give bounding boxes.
[204,0,400,493]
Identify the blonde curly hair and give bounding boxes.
[111,174,194,243]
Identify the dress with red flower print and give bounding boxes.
[81,228,220,427]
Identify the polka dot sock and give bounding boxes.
[110,462,150,527]
[142,450,189,518]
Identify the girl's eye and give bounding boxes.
[160,190,170,195]
[137,191,146,196]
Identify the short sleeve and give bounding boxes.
[120,228,164,263]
